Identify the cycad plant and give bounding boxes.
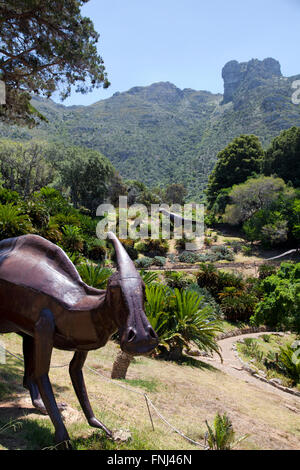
[145,285,222,360]
[0,203,33,239]
[166,288,222,360]
[205,412,248,450]
[77,262,113,289]
[61,224,84,252]
[139,269,159,286]
[277,342,300,385]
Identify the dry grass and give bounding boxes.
[0,333,300,450]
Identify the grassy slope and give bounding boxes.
[0,333,299,450]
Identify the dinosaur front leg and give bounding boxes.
[22,334,67,414]
[33,309,71,449]
[69,351,112,437]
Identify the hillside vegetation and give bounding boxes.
[1,58,300,199]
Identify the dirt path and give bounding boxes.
[200,332,300,404]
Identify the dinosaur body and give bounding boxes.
[0,233,158,448]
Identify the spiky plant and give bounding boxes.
[77,262,113,289]
[0,203,33,239]
[205,412,248,450]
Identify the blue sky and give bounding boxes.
[56,0,300,106]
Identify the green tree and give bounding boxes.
[0,0,109,126]
[223,176,287,225]
[165,183,187,205]
[206,135,264,208]
[59,146,114,212]
[263,126,300,188]
[0,140,56,196]
[251,262,300,333]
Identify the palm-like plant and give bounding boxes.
[77,262,113,289]
[167,289,223,360]
[277,343,300,385]
[139,269,159,286]
[61,224,83,252]
[144,284,171,337]
[205,412,248,450]
[0,203,33,239]
[145,285,222,360]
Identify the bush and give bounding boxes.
[152,256,167,267]
[258,264,278,280]
[251,262,300,332]
[241,245,252,256]
[145,285,222,360]
[197,264,244,299]
[164,270,195,289]
[219,288,257,322]
[135,256,153,269]
[188,284,222,317]
[23,199,50,228]
[210,245,234,261]
[85,239,107,262]
[61,224,84,252]
[205,412,248,450]
[77,263,113,289]
[178,251,199,264]
[0,203,33,240]
[0,187,20,205]
[141,238,169,257]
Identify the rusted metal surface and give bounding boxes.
[0,233,158,448]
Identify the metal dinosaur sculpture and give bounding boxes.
[0,232,158,448]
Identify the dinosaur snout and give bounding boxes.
[121,323,158,355]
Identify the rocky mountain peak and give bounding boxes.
[222,57,282,103]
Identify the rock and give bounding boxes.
[222,57,282,103]
[186,348,201,357]
[61,405,82,424]
[112,429,132,443]
[269,378,282,385]
[284,404,299,413]
[257,370,267,378]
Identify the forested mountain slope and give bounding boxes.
[1,57,299,200]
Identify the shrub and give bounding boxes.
[197,264,244,299]
[145,285,222,360]
[152,256,167,267]
[178,251,199,263]
[139,270,160,286]
[164,270,195,289]
[135,256,153,269]
[85,239,107,262]
[23,199,50,228]
[219,288,257,322]
[241,245,252,256]
[77,263,113,289]
[251,262,300,333]
[204,237,212,247]
[205,412,248,450]
[210,245,234,261]
[0,187,20,205]
[134,240,147,253]
[0,203,33,240]
[264,342,300,386]
[61,225,84,252]
[141,238,169,257]
[258,264,278,280]
[188,284,222,317]
[277,342,300,385]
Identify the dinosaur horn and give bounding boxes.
[107,231,139,279]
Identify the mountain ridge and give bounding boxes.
[0,57,299,200]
